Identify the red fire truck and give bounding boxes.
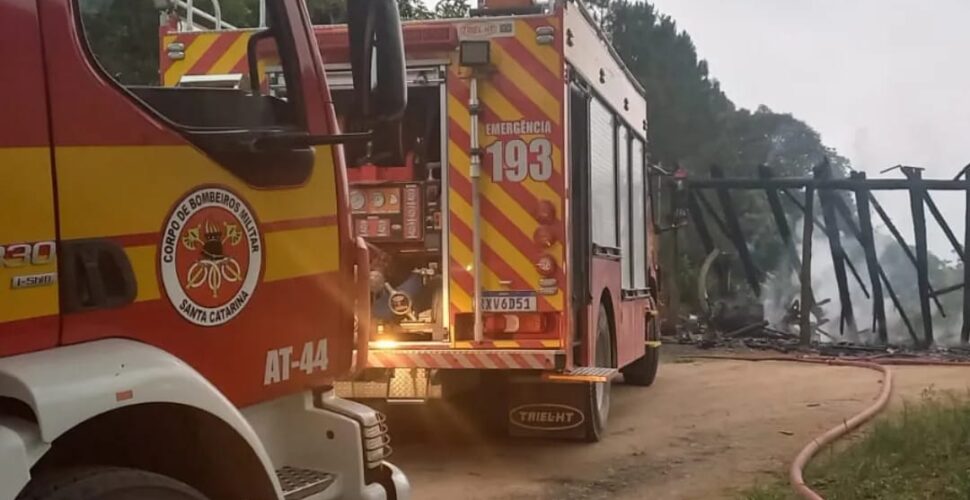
[163,0,661,441]
[1,0,409,498]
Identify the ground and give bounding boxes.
[384,347,970,499]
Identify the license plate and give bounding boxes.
[481,292,537,312]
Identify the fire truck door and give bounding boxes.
[39,0,349,407]
[0,3,59,356]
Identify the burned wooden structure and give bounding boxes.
[682,161,970,349]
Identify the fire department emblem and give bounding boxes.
[160,187,263,327]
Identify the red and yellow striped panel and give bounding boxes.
[161,30,262,86]
[448,16,566,324]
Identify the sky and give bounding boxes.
[645,0,970,261]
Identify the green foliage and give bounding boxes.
[397,0,434,19]
[434,0,470,18]
[80,0,160,85]
[741,392,970,499]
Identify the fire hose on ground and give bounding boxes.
[682,355,898,500]
[684,354,970,498]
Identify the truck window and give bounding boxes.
[632,136,647,289]
[77,0,303,132]
[618,124,631,288]
[590,97,617,249]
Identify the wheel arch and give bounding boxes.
[0,339,281,499]
[597,289,617,368]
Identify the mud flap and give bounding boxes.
[506,377,591,440]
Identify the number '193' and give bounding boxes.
[486,138,552,182]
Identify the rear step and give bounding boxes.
[541,366,618,383]
[276,466,336,500]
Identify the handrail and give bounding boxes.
[176,0,236,30]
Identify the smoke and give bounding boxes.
[761,217,965,347]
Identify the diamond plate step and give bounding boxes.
[541,366,618,383]
[276,466,336,500]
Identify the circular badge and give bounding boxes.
[388,291,412,316]
[160,187,263,327]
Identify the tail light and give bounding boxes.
[536,200,556,224]
[535,254,557,277]
[533,226,557,248]
[484,313,548,333]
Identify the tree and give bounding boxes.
[397,0,434,19]
[435,0,470,18]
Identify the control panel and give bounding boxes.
[351,183,427,242]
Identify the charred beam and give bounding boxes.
[814,161,857,337]
[828,197,871,300]
[687,177,970,190]
[799,185,815,346]
[759,165,799,265]
[926,193,964,260]
[930,282,964,299]
[850,172,888,343]
[869,195,946,316]
[964,174,970,343]
[780,188,870,297]
[711,165,761,297]
[687,192,715,255]
[906,167,933,347]
[896,169,965,261]
[837,186,920,344]
[694,191,730,241]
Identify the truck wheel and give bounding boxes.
[621,319,661,387]
[18,466,208,500]
[584,302,613,442]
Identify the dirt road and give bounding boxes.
[385,350,970,499]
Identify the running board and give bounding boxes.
[541,366,618,383]
[276,466,336,500]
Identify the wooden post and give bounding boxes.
[799,186,815,346]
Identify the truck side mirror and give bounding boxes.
[347,0,407,126]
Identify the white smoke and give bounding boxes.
[761,215,964,347]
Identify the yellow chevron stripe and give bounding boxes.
[448,227,506,291]
[164,34,219,86]
[513,21,561,78]
[448,140,563,267]
[209,32,251,75]
[449,277,472,312]
[490,43,560,125]
[451,193,563,308]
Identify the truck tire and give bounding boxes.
[584,302,613,442]
[621,318,660,387]
[18,466,208,500]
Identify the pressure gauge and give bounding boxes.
[370,191,386,208]
[350,190,365,211]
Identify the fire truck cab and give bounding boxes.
[0,0,408,498]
